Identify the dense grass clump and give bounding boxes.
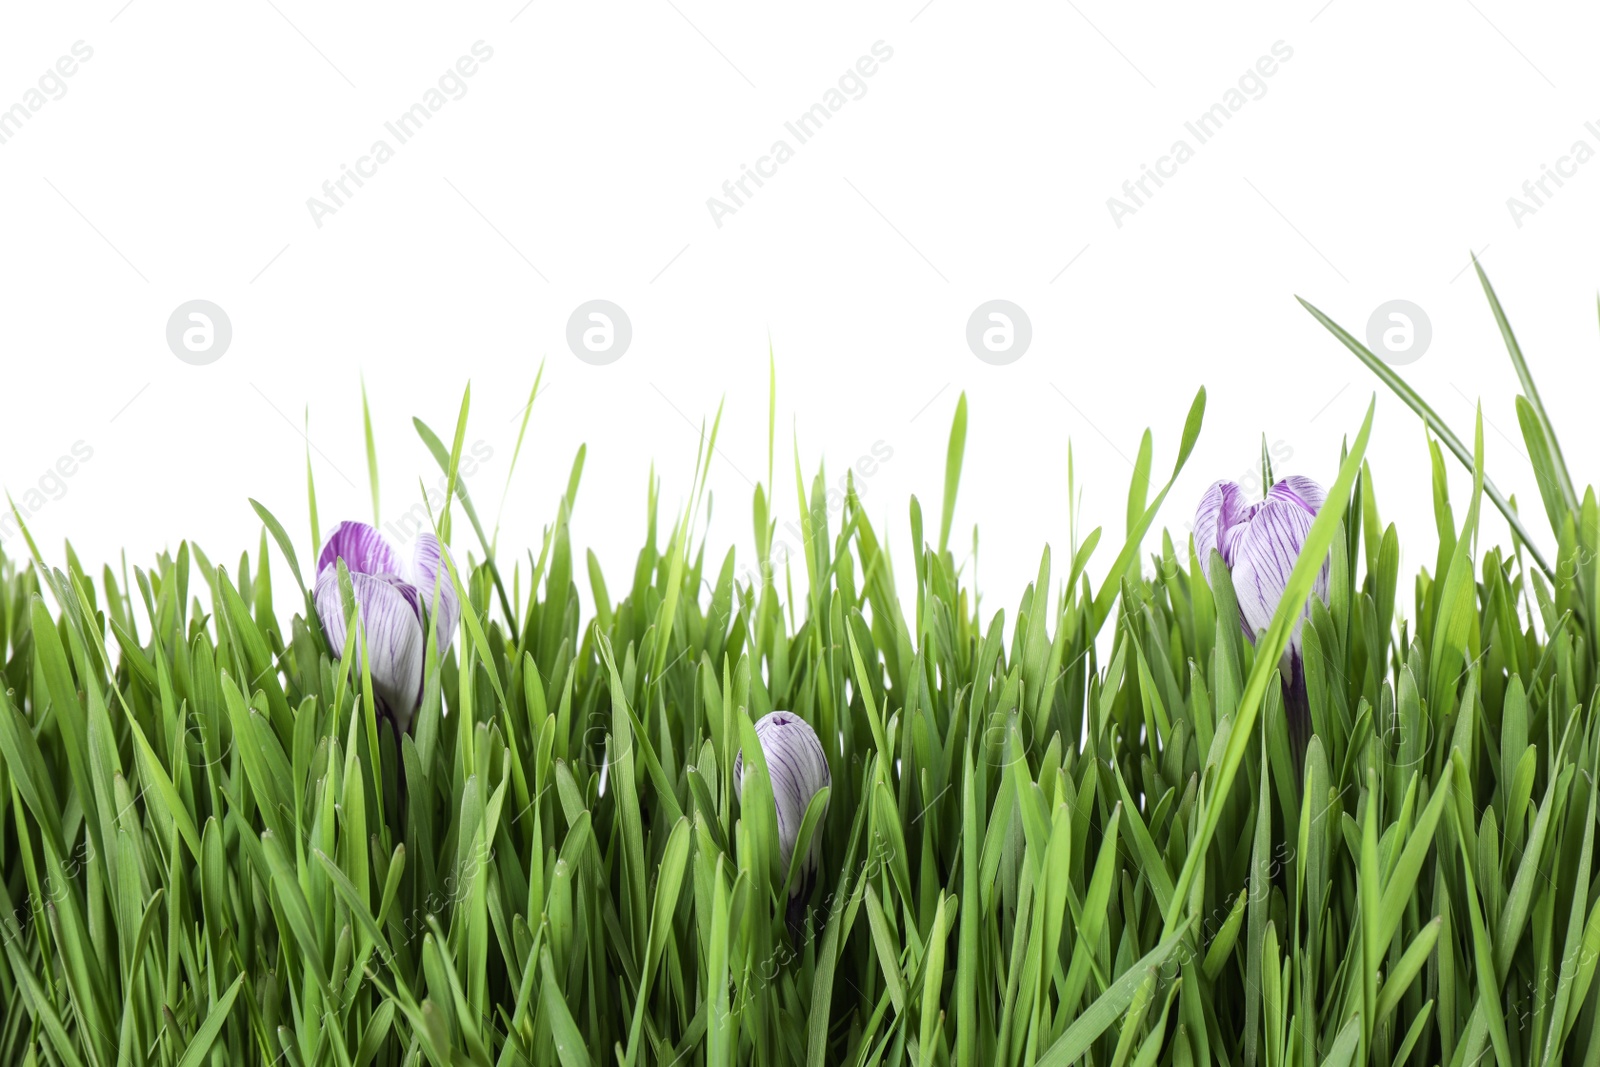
[2,265,1600,1066]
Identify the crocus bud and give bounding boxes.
[313,520,461,734]
[1193,475,1329,648]
[733,711,831,894]
[1195,475,1328,757]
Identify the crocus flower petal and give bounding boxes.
[314,566,426,734]
[317,520,403,579]
[1220,502,1262,570]
[733,711,831,890]
[1267,475,1326,517]
[1229,499,1329,648]
[1193,480,1251,584]
[411,533,461,656]
[382,574,426,624]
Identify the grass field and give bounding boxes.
[1,264,1597,1066]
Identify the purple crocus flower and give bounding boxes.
[1194,474,1329,749]
[734,711,831,928]
[312,520,461,735]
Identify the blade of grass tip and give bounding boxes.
[1035,918,1195,1067]
[1088,386,1206,639]
[1375,918,1442,1025]
[413,406,518,640]
[249,499,307,600]
[540,946,593,1067]
[5,496,64,610]
[432,513,509,710]
[441,382,470,542]
[864,885,908,1016]
[1427,405,1485,719]
[305,406,321,563]
[1515,395,1573,550]
[792,426,821,617]
[1296,295,1553,580]
[939,392,968,556]
[563,444,586,511]
[1125,430,1152,538]
[1474,255,1579,515]
[688,399,726,539]
[1318,1015,1362,1067]
[649,512,689,683]
[919,893,950,1067]
[493,361,545,549]
[173,974,245,1067]
[1164,394,1374,937]
[361,374,381,527]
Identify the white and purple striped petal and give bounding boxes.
[734,710,831,892]
[316,520,403,578]
[1267,475,1326,517]
[1193,480,1254,584]
[1228,498,1329,648]
[411,533,461,656]
[314,566,427,734]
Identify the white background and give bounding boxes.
[2,0,1596,627]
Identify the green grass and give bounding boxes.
[2,263,1599,1065]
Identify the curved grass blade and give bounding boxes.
[415,398,518,638]
[1297,295,1553,578]
[1035,917,1194,1067]
[1474,256,1579,515]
